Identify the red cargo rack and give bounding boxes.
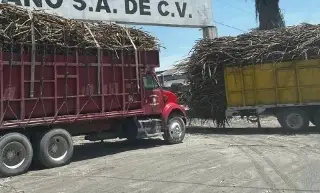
[0,44,160,130]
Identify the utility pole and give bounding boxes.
[202,26,218,39]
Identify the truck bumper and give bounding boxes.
[181,105,189,111]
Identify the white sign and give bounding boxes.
[1,0,213,27]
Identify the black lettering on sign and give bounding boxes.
[158,1,169,16]
[24,0,42,7]
[139,0,150,15]
[125,0,137,14]
[73,0,86,11]
[2,0,22,6]
[96,0,111,13]
[45,0,63,9]
[175,2,187,17]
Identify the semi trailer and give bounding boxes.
[224,59,320,130]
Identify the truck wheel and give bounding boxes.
[163,116,186,144]
[36,129,73,168]
[0,133,33,177]
[277,108,309,131]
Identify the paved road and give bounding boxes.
[1,117,320,193]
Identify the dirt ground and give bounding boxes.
[1,117,320,193]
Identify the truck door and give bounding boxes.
[143,74,164,115]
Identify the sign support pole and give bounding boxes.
[202,26,217,39]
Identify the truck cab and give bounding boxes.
[121,70,187,144]
[143,72,184,115]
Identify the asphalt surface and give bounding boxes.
[1,117,320,193]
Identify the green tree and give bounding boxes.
[255,0,285,30]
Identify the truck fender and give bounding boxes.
[162,102,187,123]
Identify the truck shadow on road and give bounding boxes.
[71,139,167,162]
[30,139,168,171]
[187,126,320,135]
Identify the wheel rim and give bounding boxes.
[48,136,68,161]
[169,120,183,139]
[286,113,303,130]
[2,142,26,169]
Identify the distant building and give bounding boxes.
[157,67,187,88]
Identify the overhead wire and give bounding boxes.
[211,0,255,33]
[213,20,248,33]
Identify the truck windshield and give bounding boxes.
[143,75,160,90]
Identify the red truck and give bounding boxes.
[0,44,186,176]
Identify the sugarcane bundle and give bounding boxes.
[0,4,159,49]
[181,23,320,127]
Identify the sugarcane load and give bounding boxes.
[183,23,320,129]
[0,3,159,49]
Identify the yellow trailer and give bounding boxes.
[224,59,320,130]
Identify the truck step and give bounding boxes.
[144,133,164,138]
[137,119,162,128]
[136,118,163,139]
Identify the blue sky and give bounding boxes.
[139,0,320,71]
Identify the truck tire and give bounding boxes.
[36,129,73,168]
[0,133,33,177]
[163,116,186,144]
[277,108,309,131]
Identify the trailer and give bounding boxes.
[0,43,186,176]
[224,59,320,130]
